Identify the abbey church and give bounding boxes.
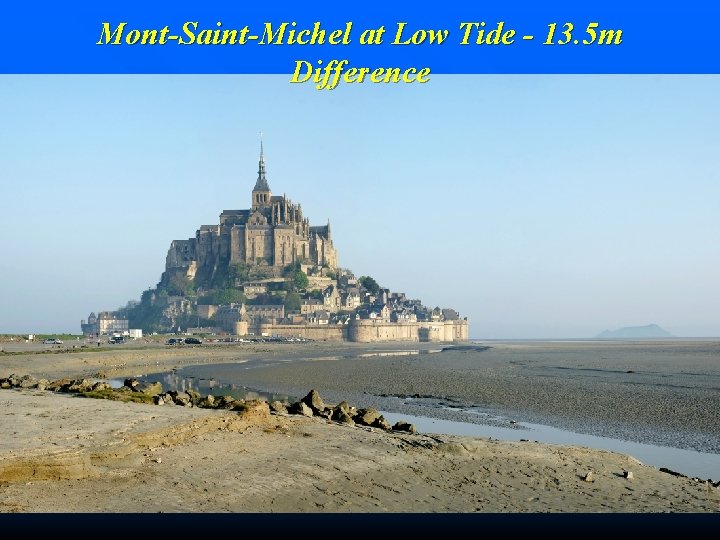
[165,143,337,283]
[104,143,467,342]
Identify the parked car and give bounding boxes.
[166,338,182,345]
[43,338,63,344]
[184,337,202,345]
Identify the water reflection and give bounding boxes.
[381,411,720,481]
[139,370,295,403]
[357,349,442,358]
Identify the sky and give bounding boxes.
[0,75,718,338]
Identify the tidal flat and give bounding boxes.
[2,339,719,512]
[171,340,720,457]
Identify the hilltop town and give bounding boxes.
[82,145,468,343]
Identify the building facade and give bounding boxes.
[164,143,338,286]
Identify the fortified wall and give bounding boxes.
[257,323,347,341]
[348,319,468,342]
[252,319,468,343]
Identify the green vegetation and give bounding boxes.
[120,289,166,334]
[281,262,308,291]
[283,261,302,276]
[231,402,250,413]
[167,272,195,297]
[284,291,302,311]
[293,270,309,290]
[246,292,285,306]
[227,262,249,284]
[209,288,246,305]
[248,266,272,280]
[359,276,380,295]
[266,281,288,292]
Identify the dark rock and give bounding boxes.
[47,378,71,392]
[269,400,288,414]
[18,375,39,389]
[160,392,175,404]
[123,378,140,390]
[301,389,326,414]
[230,400,250,411]
[197,395,216,408]
[335,411,355,425]
[354,408,381,426]
[153,395,165,405]
[215,395,237,409]
[317,408,333,420]
[288,401,313,417]
[659,467,687,478]
[372,416,392,430]
[188,390,202,405]
[132,381,163,396]
[172,391,192,406]
[392,421,417,434]
[333,401,351,417]
[66,379,95,393]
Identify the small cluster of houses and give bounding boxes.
[82,269,465,341]
[197,270,462,335]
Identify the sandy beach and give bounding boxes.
[1,340,719,513]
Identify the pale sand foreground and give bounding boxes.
[1,344,719,513]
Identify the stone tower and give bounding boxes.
[252,139,271,210]
[163,141,338,285]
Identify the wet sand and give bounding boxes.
[177,340,720,454]
[1,340,719,512]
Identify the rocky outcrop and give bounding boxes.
[269,400,288,414]
[92,381,112,392]
[288,401,313,417]
[284,389,417,434]
[0,375,416,435]
[301,389,325,414]
[354,408,382,427]
[124,378,163,396]
[392,421,417,434]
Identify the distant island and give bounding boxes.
[596,324,672,339]
[81,143,468,343]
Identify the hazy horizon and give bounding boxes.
[1,75,719,339]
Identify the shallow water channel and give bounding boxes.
[121,368,720,482]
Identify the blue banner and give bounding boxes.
[0,1,717,74]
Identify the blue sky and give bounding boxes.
[1,75,718,338]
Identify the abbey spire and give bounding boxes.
[252,137,271,208]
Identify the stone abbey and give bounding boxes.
[101,143,468,342]
[165,141,337,283]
